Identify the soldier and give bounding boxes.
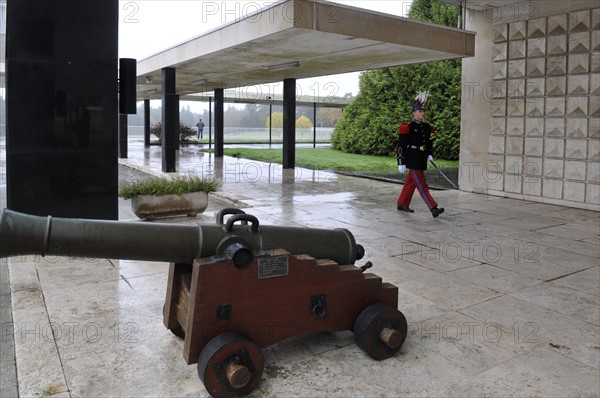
[396,91,445,218]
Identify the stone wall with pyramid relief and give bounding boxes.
[489,8,599,209]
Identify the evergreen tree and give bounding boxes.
[331,0,461,159]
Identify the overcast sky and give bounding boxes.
[118,0,413,103]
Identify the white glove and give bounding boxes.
[398,165,406,174]
[427,155,434,162]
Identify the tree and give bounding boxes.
[266,112,283,129]
[331,0,461,159]
[296,115,313,129]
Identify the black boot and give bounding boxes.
[397,205,414,213]
[432,207,445,218]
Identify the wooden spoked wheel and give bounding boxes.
[353,303,407,360]
[197,332,264,398]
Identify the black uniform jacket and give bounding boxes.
[396,120,435,171]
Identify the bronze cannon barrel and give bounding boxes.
[0,209,364,265]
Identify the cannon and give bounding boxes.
[1,208,407,397]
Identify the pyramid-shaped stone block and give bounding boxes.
[491,100,506,116]
[509,40,526,59]
[563,181,585,203]
[546,77,566,96]
[508,79,525,98]
[542,178,563,199]
[508,60,526,78]
[544,138,564,157]
[546,98,566,116]
[589,117,599,138]
[588,162,600,183]
[567,97,588,117]
[592,30,600,51]
[526,78,544,97]
[507,99,525,116]
[526,100,544,117]
[590,96,600,116]
[568,54,590,74]
[591,53,599,73]
[507,118,524,135]
[491,118,506,135]
[569,32,590,53]
[548,15,567,35]
[593,8,600,30]
[493,24,508,43]
[564,160,586,181]
[492,42,507,61]
[568,75,589,95]
[491,81,507,99]
[547,35,567,55]
[547,56,567,76]
[527,58,545,77]
[545,118,565,136]
[509,21,527,40]
[525,138,543,156]
[591,74,599,95]
[488,135,504,154]
[528,18,546,38]
[589,140,600,161]
[526,118,544,136]
[566,140,587,159]
[566,118,588,138]
[569,10,590,33]
[493,61,507,80]
[527,38,546,57]
[543,159,564,178]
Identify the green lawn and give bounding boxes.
[212,147,458,173]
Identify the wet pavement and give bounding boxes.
[3,142,600,397]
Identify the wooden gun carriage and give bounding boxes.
[1,208,407,397]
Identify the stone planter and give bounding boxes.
[131,191,209,220]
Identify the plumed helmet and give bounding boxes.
[412,91,429,112]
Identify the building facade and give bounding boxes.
[456,1,599,210]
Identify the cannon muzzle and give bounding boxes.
[0,208,364,265]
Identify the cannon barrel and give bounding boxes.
[0,209,364,265]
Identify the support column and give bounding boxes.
[283,78,296,169]
[6,0,119,219]
[208,97,213,150]
[214,89,224,158]
[162,68,178,172]
[144,99,150,147]
[458,8,493,193]
[118,114,128,158]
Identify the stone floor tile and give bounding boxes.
[409,312,539,376]
[429,347,600,397]
[384,260,501,311]
[461,295,600,369]
[511,283,600,325]
[550,266,600,296]
[449,263,544,294]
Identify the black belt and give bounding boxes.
[408,145,426,151]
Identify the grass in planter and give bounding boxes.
[119,175,219,199]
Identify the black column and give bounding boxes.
[208,97,212,150]
[6,1,119,219]
[214,89,224,158]
[144,99,150,147]
[118,113,128,158]
[161,68,178,172]
[283,78,296,169]
[162,94,179,173]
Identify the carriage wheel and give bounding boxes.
[353,303,407,360]
[197,332,264,398]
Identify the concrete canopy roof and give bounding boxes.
[136,0,475,101]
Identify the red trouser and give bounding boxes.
[397,169,437,211]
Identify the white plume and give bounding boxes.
[414,91,429,104]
